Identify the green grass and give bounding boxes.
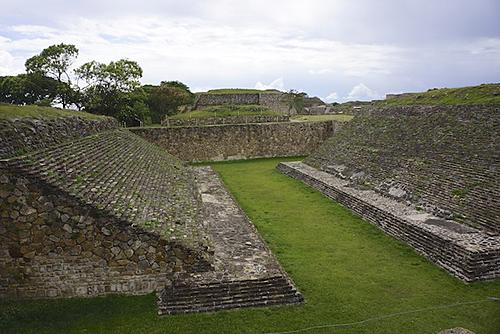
[291,114,354,122]
[1,157,499,334]
[0,103,107,120]
[201,88,280,94]
[376,83,500,106]
[168,105,281,119]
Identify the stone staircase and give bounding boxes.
[158,276,303,315]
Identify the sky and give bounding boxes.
[1,0,499,102]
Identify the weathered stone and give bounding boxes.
[124,249,134,258]
[62,224,73,233]
[101,227,112,236]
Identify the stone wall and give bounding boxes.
[278,162,500,282]
[306,105,500,234]
[161,115,289,127]
[196,93,259,108]
[0,116,118,159]
[130,121,343,162]
[195,92,289,113]
[258,93,290,113]
[0,168,211,299]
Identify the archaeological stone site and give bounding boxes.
[1,72,500,333]
[3,2,500,332]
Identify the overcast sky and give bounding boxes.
[1,0,499,102]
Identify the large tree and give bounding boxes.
[76,59,143,120]
[0,74,58,105]
[25,43,79,108]
[147,82,194,123]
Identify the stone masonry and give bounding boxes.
[195,92,290,113]
[131,121,344,162]
[278,161,500,282]
[306,105,500,234]
[158,167,303,314]
[0,116,213,298]
[161,115,289,127]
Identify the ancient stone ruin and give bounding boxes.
[0,115,302,313]
[279,105,500,282]
[194,92,290,113]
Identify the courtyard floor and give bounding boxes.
[1,157,499,334]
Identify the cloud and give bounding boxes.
[0,1,499,100]
[0,48,18,76]
[255,78,285,91]
[346,83,381,101]
[324,91,338,103]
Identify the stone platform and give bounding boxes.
[277,161,500,282]
[157,167,303,315]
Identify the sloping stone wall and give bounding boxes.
[278,162,500,282]
[0,116,118,159]
[130,121,343,162]
[306,105,500,234]
[0,168,211,299]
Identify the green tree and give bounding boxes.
[76,59,143,121]
[160,80,192,92]
[147,83,194,123]
[0,74,58,105]
[25,43,79,108]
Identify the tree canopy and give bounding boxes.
[3,43,197,125]
[25,43,79,108]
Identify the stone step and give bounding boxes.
[159,290,303,315]
[163,277,290,296]
[162,285,298,306]
[158,276,303,315]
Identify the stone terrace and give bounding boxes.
[278,161,500,282]
[158,167,303,314]
[2,129,205,247]
[0,117,213,299]
[306,105,500,234]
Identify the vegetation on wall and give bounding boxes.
[0,103,106,120]
[378,83,500,106]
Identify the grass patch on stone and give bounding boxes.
[291,114,354,122]
[1,157,499,334]
[0,103,106,120]
[169,105,281,119]
[375,83,500,106]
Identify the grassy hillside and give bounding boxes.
[378,83,500,106]
[0,103,106,120]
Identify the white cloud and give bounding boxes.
[0,49,18,76]
[255,78,285,91]
[346,83,381,101]
[0,16,402,89]
[0,2,499,98]
[324,91,338,103]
